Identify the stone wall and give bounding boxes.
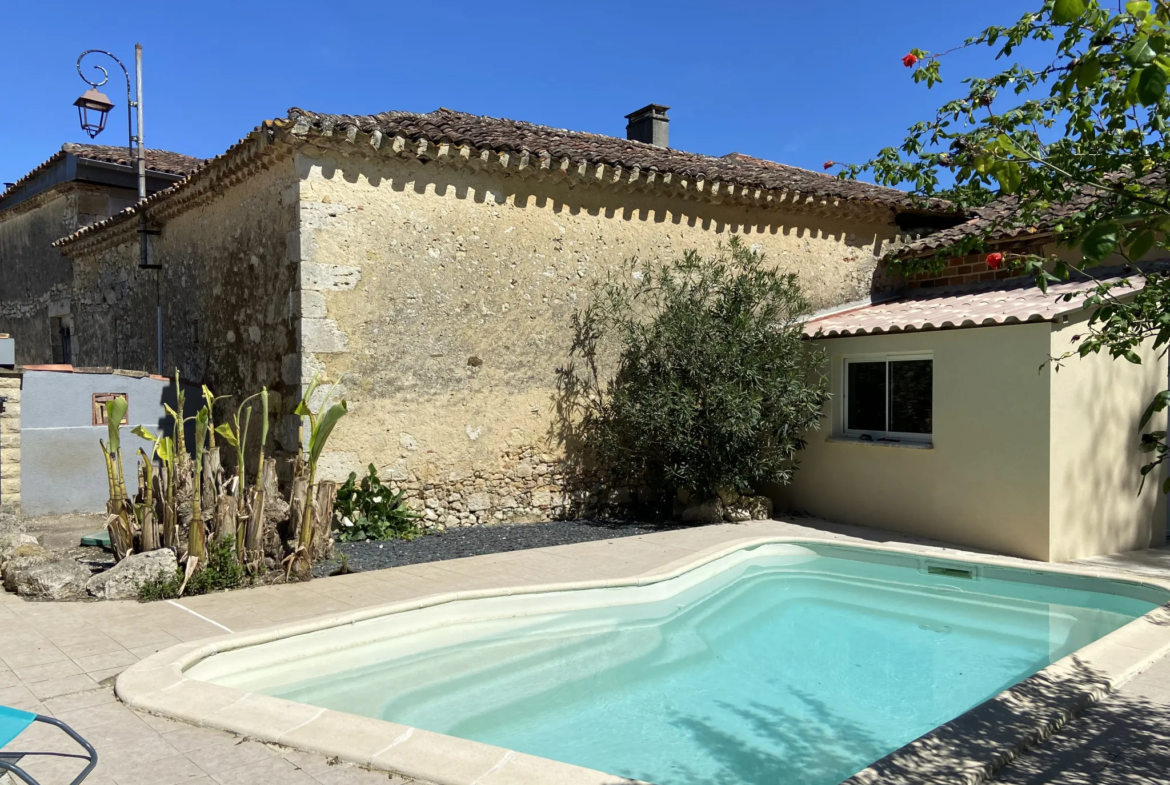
[69,160,300,407]
[292,148,905,524]
[0,371,21,516]
[0,188,79,365]
[0,183,139,365]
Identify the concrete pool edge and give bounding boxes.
[115,536,1170,785]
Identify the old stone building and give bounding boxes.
[45,105,955,525]
[0,144,204,365]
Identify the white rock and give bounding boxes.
[86,549,178,601]
[9,558,92,600]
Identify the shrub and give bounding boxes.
[566,237,829,503]
[334,464,421,542]
[138,537,247,601]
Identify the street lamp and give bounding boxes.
[74,45,162,376]
[73,88,114,138]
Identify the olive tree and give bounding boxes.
[562,237,828,506]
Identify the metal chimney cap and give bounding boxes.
[625,104,671,120]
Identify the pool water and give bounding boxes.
[207,545,1165,785]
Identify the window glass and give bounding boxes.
[846,361,886,432]
[889,359,933,434]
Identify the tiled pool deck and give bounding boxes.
[2,517,1169,785]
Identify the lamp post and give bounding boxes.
[74,45,162,376]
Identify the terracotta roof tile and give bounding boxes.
[286,107,949,211]
[1,144,204,203]
[890,172,1167,260]
[804,271,1145,337]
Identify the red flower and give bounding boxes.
[902,53,918,67]
[823,161,834,170]
[986,252,1004,269]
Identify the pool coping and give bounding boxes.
[115,536,1170,785]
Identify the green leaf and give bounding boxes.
[996,134,1026,158]
[1081,222,1120,262]
[1074,58,1101,90]
[1128,228,1157,260]
[259,388,269,450]
[105,398,128,454]
[1162,476,1170,495]
[214,423,239,447]
[994,161,1022,194]
[1052,0,1085,24]
[1125,350,1144,364]
[131,425,158,443]
[1137,64,1169,105]
[309,401,348,467]
[155,437,174,463]
[1140,390,1170,429]
[1127,0,1152,17]
[1126,36,1158,67]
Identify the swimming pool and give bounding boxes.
[180,542,1169,785]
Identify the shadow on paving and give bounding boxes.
[826,658,1170,785]
[991,690,1170,785]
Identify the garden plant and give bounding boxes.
[560,237,828,511]
[101,370,348,596]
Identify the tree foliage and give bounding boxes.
[565,238,828,503]
[839,0,1170,489]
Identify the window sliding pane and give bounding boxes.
[889,359,932,434]
[847,361,886,431]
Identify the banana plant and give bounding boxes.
[99,397,132,559]
[214,391,266,557]
[189,406,210,567]
[289,375,347,576]
[132,425,175,551]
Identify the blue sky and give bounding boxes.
[1,1,1043,189]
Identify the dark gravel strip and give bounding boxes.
[312,519,696,577]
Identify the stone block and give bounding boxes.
[87,548,178,600]
[300,318,349,353]
[301,262,362,291]
[6,556,91,600]
[296,290,328,319]
[466,492,490,512]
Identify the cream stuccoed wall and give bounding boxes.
[1047,318,1167,561]
[291,149,905,525]
[776,323,1055,561]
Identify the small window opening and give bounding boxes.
[93,393,128,426]
[844,355,933,441]
[50,316,74,365]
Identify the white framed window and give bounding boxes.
[843,353,933,442]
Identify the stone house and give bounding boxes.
[0,144,204,365]
[40,105,949,527]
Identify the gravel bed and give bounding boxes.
[312,519,695,577]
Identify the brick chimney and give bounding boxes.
[626,104,670,148]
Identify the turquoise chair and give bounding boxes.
[0,706,96,785]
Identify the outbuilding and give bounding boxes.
[782,271,1167,562]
